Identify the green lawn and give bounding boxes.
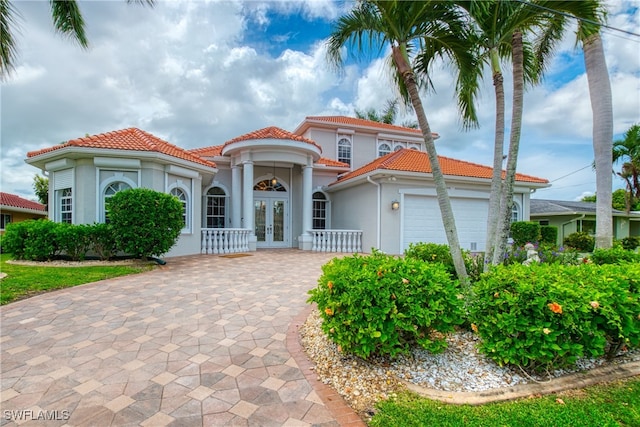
[0,253,155,305]
[370,378,640,427]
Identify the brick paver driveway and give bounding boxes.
[1,250,363,426]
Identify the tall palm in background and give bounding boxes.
[528,0,613,248]
[327,0,480,284]
[0,0,154,79]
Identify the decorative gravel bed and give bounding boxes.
[300,310,640,418]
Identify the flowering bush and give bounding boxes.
[307,251,464,359]
[469,263,640,372]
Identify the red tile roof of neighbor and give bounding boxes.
[0,192,46,212]
[26,128,216,168]
[223,126,321,151]
[304,116,438,138]
[334,149,549,184]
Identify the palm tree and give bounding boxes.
[1,0,154,79]
[613,123,640,212]
[355,99,399,124]
[327,0,479,284]
[457,1,551,266]
[526,0,613,248]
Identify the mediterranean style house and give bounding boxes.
[25,116,549,257]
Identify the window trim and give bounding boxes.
[337,135,352,167]
[168,182,192,233]
[312,190,330,230]
[99,175,137,223]
[59,188,73,224]
[204,186,228,228]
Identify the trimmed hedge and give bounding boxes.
[511,221,541,246]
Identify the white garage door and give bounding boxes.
[403,195,488,252]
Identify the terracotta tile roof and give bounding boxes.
[26,128,216,168]
[304,116,438,138]
[333,149,549,185]
[0,192,47,212]
[190,145,224,157]
[224,126,321,151]
[316,157,350,167]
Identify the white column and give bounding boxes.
[242,160,256,250]
[299,163,314,250]
[231,165,242,228]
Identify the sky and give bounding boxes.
[1,0,639,203]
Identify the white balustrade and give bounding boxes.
[201,228,251,254]
[309,230,363,253]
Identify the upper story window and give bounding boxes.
[337,137,352,166]
[104,181,132,222]
[170,187,190,231]
[206,187,226,228]
[59,188,73,224]
[378,141,392,157]
[312,192,328,230]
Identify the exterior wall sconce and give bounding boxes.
[391,200,400,210]
[271,162,278,186]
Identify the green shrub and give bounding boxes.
[621,236,639,251]
[2,220,64,261]
[57,223,92,261]
[404,242,455,277]
[540,225,558,245]
[89,223,118,260]
[107,188,184,259]
[590,246,640,265]
[307,251,464,359]
[510,221,541,246]
[469,263,640,372]
[563,231,595,252]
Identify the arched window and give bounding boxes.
[170,187,189,230]
[312,192,328,229]
[206,187,226,228]
[337,137,352,166]
[393,144,404,152]
[253,179,286,192]
[103,181,131,222]
[511,202,520,222]
[378,142,391,157]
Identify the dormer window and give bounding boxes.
[378,140,392,157]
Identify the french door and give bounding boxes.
[254,197,289,248]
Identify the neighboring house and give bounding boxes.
[530,199,640,246]
[25,116,549,257]
[0,192,47,233]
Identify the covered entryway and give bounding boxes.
[402,194,489,252]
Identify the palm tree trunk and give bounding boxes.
[484,49,506,271]
[493,29,525,265]
[583,33,613,248]
[392,45,469,285]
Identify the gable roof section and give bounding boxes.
[190,145,224,157]
[223,126,321,151]
[0,192,46,212]
[316,158,350,167]
[298,116,438,139]
[333,149,548,185]
[27,128,216,168]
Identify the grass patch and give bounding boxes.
[0,253,155,305]
[370,378,640,427]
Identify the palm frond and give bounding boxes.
[50,0,88,48]
[0,0,20,78]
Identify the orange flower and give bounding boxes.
[471,323,478,333]
[548,302,563,314]
[325,307,334,316]
[327,281,334,290]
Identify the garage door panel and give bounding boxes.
[403,195,488,252]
